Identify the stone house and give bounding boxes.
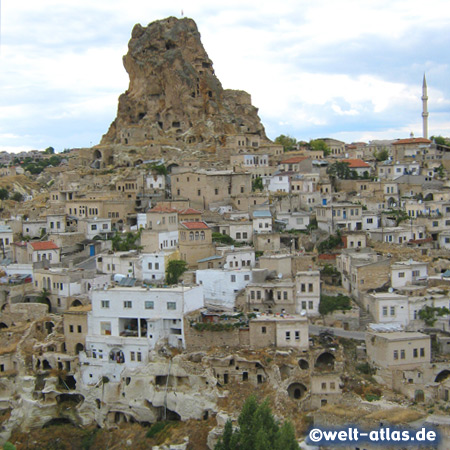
[366,331,430,370]
[310,374,342,408]
[77,217,113,240]
[0,225,13,256]
[391,260,428,289]
[245,279,296,314]
[217,221,253,243]
[278,156,312,173]
[171,170,252,210]
[252,210,273,233]
[178,221,215,268]
[337,249,391,299]
[316,202,363,233]
[248,314,309,350]
[276,211,310,231]
[96,251,141,279]
[63,305,90,355]
[12,241,61,265]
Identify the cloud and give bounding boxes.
[1,0,450,151]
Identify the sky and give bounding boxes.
[1,0,450,153]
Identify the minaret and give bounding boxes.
[422,74,429,139]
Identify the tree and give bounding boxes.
[309,139,330,156]
[274,135,297,152]
[252,176,264,192]
[44,146,55,154]
[418,306,450,326]
[0,188,8,200]
[214,396,298,450]
[430,135,447,146]
[212,232,235,245]
[166,260,188,285]
[111,231,142,252]
[11,192,23,202]
[326,161,351,180]
[374,148,389,161]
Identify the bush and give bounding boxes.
[146,422,168,439]
[3,443,17,450]
[319,294,352,316]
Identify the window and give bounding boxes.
[77,325,82,333]
[231,275,236,282]
[308,301,313,309]
[400,350,405,359]
[261,326,266,334]
[130,352,135,361]
[155,263,160,270]
[244,275,250,281]
[283,291,288,300]
[393,350,398,360]
[137,352,142,362]
[302,301,307,309]
[124,301,132,309]
[101,300,110,308]
[256,291,261,300]
[285,331,291,340]
[148,262,152,269]
[398,272,405,278]
[250,291,255,300]
[390,306,395,316]
[301,283,306,293]
[433,221,438,227]
[69,325,74,333]
[308,283,313,293]
[295,331,300,340]
[167,302,176,310]
[413,348,418,358]
[382,306,388,316]
[420,347,425,357]
[330,382,335,389]
[145,301,154,309]
[321,382,326,390]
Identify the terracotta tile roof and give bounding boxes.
[392,138,431,145]
[177,208,203,215]
[30,241,59,251]
[148,205,177,213]
[342,159,370,168]
[281,156,309,164]
[181,221,209,230]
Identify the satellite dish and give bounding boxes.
[388,287,394,293]
[300,310,307,316]
[277,273,283,279]
[156,220,161,225]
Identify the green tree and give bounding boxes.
[274,135,297,152]
[44,146,55,154]
[212,232,235,245]
[214,396,297,450]
[11,192,23,202]
[0,188,8,200]
[430,135,447,146]
[3,442,17,450]
[326,161,351,180]
[418,306,450,326]
[111,231,142,252]
[319,294,352,315]
[252,176,264,192]
[374,148,389,161]
[309,139,330,156]
[165,260,188,285]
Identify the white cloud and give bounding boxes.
[1,0,450,149]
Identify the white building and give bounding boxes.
[81,285,204,384]
[364,292,409,327]
[140,250,178,283]
[295,271,321,315]
[0,225,13,255]
[276,211,310,231]
[78,218,113,240]
[252,210,273,233]
[196,269,253,309]
[391,260,428,289]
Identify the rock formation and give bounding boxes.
[101,17,269,153]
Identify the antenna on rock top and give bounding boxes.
[181,10,184,17]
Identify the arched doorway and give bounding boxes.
[71,299,82,307]
[75,343,84,354]
[287,382,307,400]
[435,370,450,383]
[298,359,309,370]
[316,352,335,370]
[109,348,124,363]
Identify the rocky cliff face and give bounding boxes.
[101,17,268,151]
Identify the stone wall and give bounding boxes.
[184,320,249,351]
